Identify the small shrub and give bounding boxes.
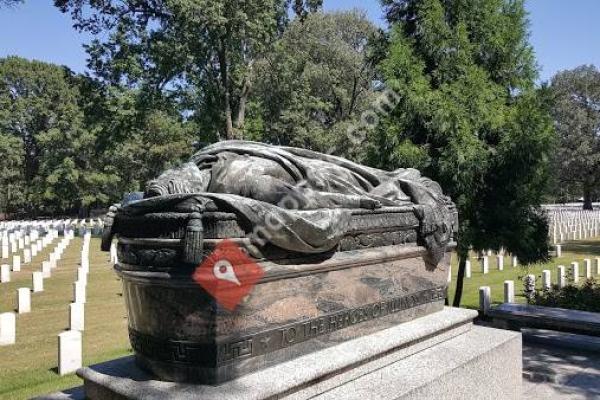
[532,279,600,312]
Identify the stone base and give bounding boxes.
[118,243,451,384]
[77,308,522,400]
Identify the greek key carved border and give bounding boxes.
[128,287,446,367]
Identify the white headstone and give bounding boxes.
[12,255,21,272]
[23,248,31,264]
[555,244,562,258]
[81,258,89,273]
[0,312,16,346]
[596,258,600,276]
[31,246,37,258]
[504,280,515,303]
[511,256,518,268]
[54,248,62,261]
[42,261,51,278]
[77,268,87,286]
[69,303,85,331]
[17,288,31,314]
[496,255,504,271]
[1,244,8,259]
[481,256,489,274]
[571,262,580,284]
[73,281,86,304]
[110,242,118,264]
[58,330,82,375]
[542,270,551,290]
[557,265,566,289]
[0,264,10,283]
[584,259,592,279]
[479,286,491,314]
[49,255,57,269]
[465,260,472,279]
[32,271,44,292]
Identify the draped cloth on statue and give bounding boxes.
[124,141,455,263]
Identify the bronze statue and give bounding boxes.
[106,140,456,264]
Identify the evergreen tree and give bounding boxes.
[376,0,554,306]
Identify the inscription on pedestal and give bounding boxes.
[129,287,446,368]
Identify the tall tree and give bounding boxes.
[0,56,111,215]
[252,10,379,157]
[550,65,600,210]
[376,0,554,306]
[55,0,322,141]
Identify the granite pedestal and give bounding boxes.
[77,307,522,400]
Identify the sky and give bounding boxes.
[0,1,599,82]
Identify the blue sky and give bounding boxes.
[0,0,599,82]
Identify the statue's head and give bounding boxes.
[145,162,210,198]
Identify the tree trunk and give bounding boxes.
[78,204,90,219]
[583,184,593,210]
[452,247,469,307]
[223,91,234,140]
[235,74,252,135]
[218,43,235,140]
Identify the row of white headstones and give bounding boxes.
[0,227,95,376]
[462,251,520,280]
[452,244,567,282]
[478,258,600,314]
[547,209,600,244]
[461,245,559,279]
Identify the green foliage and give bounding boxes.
[55,0,322,141]
[0,56,113,214]
[109,109,195,194]
[252,10,379,157]
[0,133,24,214]
[0,56,196,215]
[549,65,600,209]
[375,0,554,304]
[533,279,600,313]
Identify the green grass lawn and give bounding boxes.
[0,237,130,400]
[448,238,600,309]
[1,236,600,399]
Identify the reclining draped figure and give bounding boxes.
[102,140,459,384]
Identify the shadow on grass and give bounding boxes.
[561,241,600,256]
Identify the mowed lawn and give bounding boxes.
[448,238,600,309]
[0,237,131,400]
